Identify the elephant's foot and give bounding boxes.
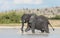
[21,28,24,33]
[21,28,23,33]
[45,30,49,33]
[32,30,35,33]
[32,29,35,33]
[25,27,30,32]
[45,31,49,33]
[41,30,44,33]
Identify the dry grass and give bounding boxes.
[49,20,60,27]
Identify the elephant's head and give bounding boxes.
[21,14,31,23]
[21,13,34,33]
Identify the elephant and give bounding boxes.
[21,13,37,32]
[25,15,54,33]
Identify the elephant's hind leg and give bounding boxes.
[44,27,49,33]
[43,23,49,33]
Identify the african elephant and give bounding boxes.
[21,13,36,32]
[25,15,54,33]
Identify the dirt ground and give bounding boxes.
[49,20,60,27]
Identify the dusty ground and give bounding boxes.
[49,20,60,27]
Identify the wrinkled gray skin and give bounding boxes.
[21,13,36,33]
[25,15,54,33]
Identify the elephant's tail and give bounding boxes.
[48,22,54,31]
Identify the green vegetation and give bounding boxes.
[49,15,60,20]
[0,11,60,24]
[0,11,24,24]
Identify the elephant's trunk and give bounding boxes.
[21,20,24,33]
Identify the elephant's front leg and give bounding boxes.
[25,23,31,32]
[31,23,35,33]
[21,22,24,33]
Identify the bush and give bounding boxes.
[0,11,23,24]
[49,15,60,20]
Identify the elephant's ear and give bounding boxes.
[29,16,34,23]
